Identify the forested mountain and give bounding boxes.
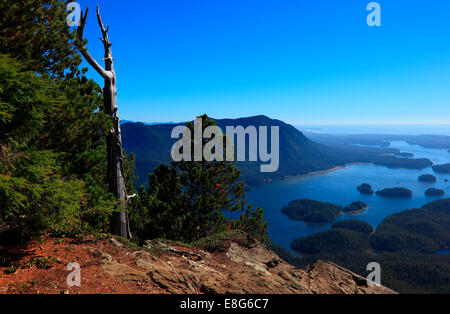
[122,117,433,187]
[122,116,340,186]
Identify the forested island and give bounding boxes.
[418,174,437,183]
[287,199,450,294]
[343,201,367,213]
[425,188,445,197]
[282,199,369,223]
[357,183,374,195]
[433,163,450,174]
[375,187,413,198]
[396,152,414,158]
[281,199,342,223]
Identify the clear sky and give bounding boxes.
[76,0,450,125]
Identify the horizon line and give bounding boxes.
[121,118,450,127]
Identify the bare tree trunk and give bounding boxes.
[75,5,132,239]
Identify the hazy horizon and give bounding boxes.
[121,118,450,136]
[297,124,450,136]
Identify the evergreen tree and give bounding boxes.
[0,0,81,78]
[0,55,107,242]
[131,115,267,243]
[0,1,129,241]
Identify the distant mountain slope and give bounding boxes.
[214,116,341,183]
[122,116,433,187]
[121,120,178,126]
[304,132,450,149]
[122,122,178,180]
[122,115,341,186]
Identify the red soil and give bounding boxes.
[0,235,164,294]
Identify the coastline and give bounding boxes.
[285,206,370,226]
[342,206,370,215]
[283,162,374,181]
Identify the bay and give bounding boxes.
[244,141,450,255]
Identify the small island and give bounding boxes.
[281,199,342,223]
[376,187,413,198]
[396,152,414,158]
[343,201,367,213]
[432,163,450,174]
[282,199,371,223]
[425,188,445,197]
[418,174,437,183]
[357,183,374,195]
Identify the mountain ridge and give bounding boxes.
[122,115,434,187]
[122,115,340,186]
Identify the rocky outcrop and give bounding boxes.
[0,235,396,294]
[103,237,396,294]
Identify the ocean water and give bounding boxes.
[297,124,450,136]
[435,249,450,255]
[244,141,450,255]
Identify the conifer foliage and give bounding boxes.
[130,115,267,243]
[0,1,267,245]
[0,1,117,242]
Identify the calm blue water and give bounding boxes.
[389,141,449,164]
[297,124,450,136]
[434,249,450,255]
[245,141,450,255]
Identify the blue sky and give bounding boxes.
[76,0,450,125]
